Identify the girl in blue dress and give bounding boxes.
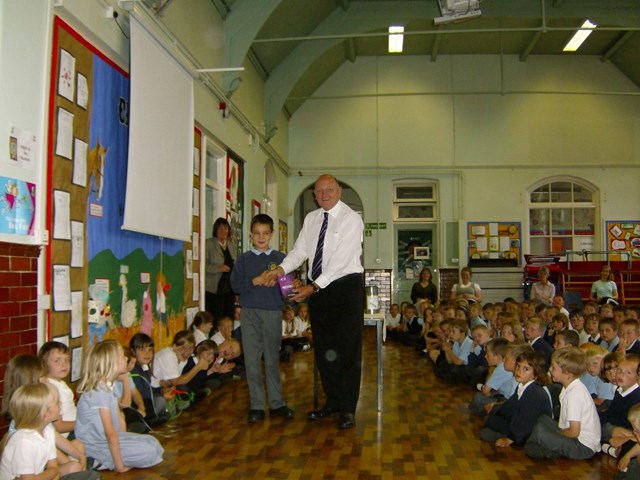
[75,340,163,472]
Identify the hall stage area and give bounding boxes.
[101,328,617,480]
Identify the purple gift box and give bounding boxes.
[278,273,296,298]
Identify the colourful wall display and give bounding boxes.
[467,222,522,265]
[606,220,640,261]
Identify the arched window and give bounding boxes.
[528,179,597,256]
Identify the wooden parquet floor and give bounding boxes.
[103,329,620,479]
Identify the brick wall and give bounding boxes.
[0,241,41,431]
[364,269,392,313]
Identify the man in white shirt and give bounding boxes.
[269,174,364,429]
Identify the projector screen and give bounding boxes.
[123,15,194,242]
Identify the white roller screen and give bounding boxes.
[123,15,194,241]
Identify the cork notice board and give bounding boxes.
[467,222,522,265]
[606,220,640,262]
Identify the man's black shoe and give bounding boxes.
[337,412,356,429]
[307,407,340,420]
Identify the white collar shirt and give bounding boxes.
[279,200,363,289]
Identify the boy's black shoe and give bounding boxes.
[248,410,265,423]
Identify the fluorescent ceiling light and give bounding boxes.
[563,19,597,52]
[388,26,404,53]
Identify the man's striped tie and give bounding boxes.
[311,212,328,280]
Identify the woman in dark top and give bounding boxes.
[411,267,438,309]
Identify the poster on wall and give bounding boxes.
[467,222,521,264]
[606,220,640,261]
[0,176,36,235]
[398,230,432,280]
[226,154,244,255]
[48,17,186,349]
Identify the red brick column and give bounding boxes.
[0,241,41,432]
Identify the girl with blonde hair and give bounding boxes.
[75,340,163,472]
[0,383,63,479]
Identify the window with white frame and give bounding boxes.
[528,179,597,256]
[393,182,437,222]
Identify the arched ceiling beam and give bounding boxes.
[601,31,635,62]
[261,0,640,140]
[263,2,434,140]
[222,0,282,96]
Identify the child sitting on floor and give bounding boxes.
[75,339,163,472]
[38,341,76,439]
[464,324,491,387]
[469,338,516,416]
[189,311,215,346]
[114,347,148,433]
[153,331,207,393]
[579,343,615,408]
[481,350,552,446]
[436,318,472,383]
[0,383,95,480]
[585,313,602,344]
[181,339,234,398]
[1,354,87,474]
[525,347,601,460]
[554,329,580,350]
[599,317,620,352]
[129,333,172,427]
[600,355,640,455]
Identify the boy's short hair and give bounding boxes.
[505,341,534,360]
[600,317,619,331]
[192,311,214,329]
[586,313,601,323]
[471,324,490,334]
[10,382,58,430]
[613,305,627,314]
[173,330,196,347]
[405,304,417,314]
[451,318,468,333]
[628,403,640,429]
[535,303,547,314]
[580,342,608,358]
[482,303,493,312]
[620,319,640,332]
[556,329,580,347]
[624,353,640,369]
[552,313,569,328]
[196,339,219,357]
[38,341,69,362]
[129,332,154,350]
[600,304,614,314]
[486,337,509,358]
[250,213,274,231]
[526,317,543,329]
[552,347,587,378]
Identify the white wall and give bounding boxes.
[0,0,52,244]
[289,55,640,269]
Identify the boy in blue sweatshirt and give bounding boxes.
[231,214,294,424]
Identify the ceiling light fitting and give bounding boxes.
[388,26,404,53]
[434,0,481,26]
[563,19,597,52]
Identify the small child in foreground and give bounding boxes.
[481,350,552,446]
[525,347,601,459]
[39,341,77,439]
[75,339,163,472]
[0,383,73,480]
